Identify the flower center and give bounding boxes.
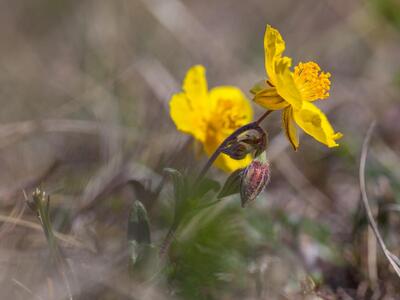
[294,62,331,102]
[207,99,247,141]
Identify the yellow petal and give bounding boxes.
[216,154,252,173]
[264,25,286,85]
[209,86,253,128]
[183,65,215,115]
[292,101,342,148]
[206,86,253,172]
[282,107,299,150]
[254,86,289,110]
[169,65,213,142]
[274,57,303,110]
[169,92,208,142]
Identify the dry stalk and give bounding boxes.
[359,121,400,279]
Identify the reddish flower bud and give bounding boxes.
[240,151,270,207]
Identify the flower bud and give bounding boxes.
[240,151,270,207]
[222,128,267,160]
[222,141,253,160]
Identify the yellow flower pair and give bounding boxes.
[169,25,342,172]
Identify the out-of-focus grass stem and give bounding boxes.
[25,188,73,300]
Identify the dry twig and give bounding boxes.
[359,121,400,278]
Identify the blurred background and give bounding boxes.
[0,0,400,299]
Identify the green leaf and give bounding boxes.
[164,168,186,205]
[195,177,220,200]
[127,200,151,244]
[218,169,243,199]
[128,200,151,267]
[164,167,190,227]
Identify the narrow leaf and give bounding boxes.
[218,169,243,199]
[127,200,151,244]
[164,168,186,204]
[128,200,151,268]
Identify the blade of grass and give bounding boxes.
[25,189,74,300]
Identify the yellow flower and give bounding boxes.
[170,65,253,172]
[253,25,342,150]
